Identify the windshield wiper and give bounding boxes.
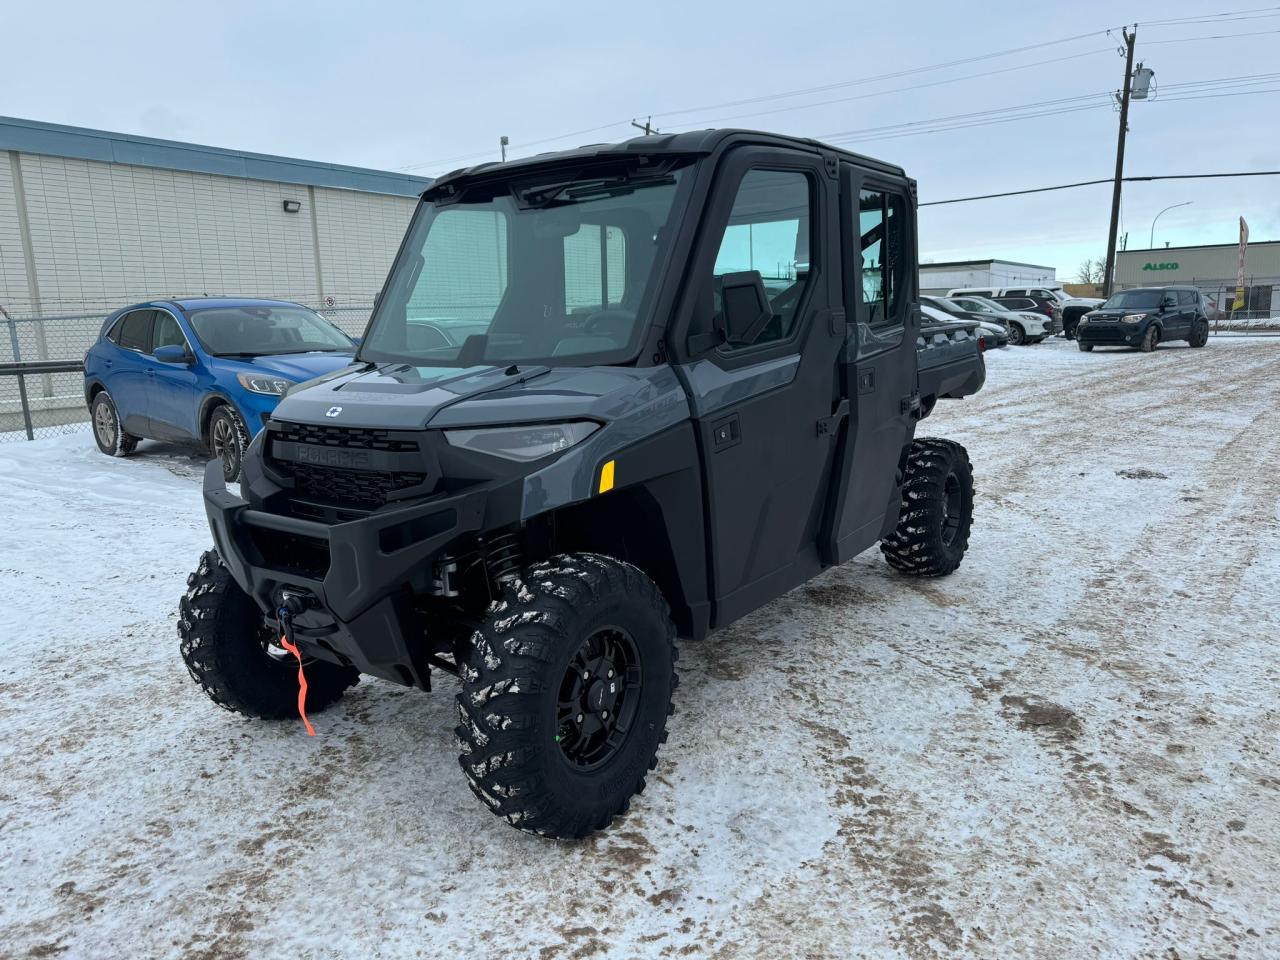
[514,172,676,209]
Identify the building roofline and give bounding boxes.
[0,115,431,197]
[920,258,1057,271]
[1118,239,1279,254]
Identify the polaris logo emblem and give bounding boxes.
[325,406,342,418]
[294,445,371,469]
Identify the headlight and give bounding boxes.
[237,373,293,395]
[1077,317,1088,325]
[444,421,600,462]
[1121,313,1148,324]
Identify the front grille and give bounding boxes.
[290,462,427,507]
[273,421,421,453]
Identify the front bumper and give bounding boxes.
[1076,322,1144,345]
[203,460,497,687]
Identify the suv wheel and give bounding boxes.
[178,550,358,719]
[454,554,678,839]
[880,438,974,577]
[1078,340,1094,352]
[1189,322,1209,348]
[1008,323,1026,346]
[208,405,250,482]
[91,391,139,457]
[1139,325,1159,352]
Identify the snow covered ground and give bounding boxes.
[2,337,1278,959]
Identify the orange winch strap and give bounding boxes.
[278,629,316,737]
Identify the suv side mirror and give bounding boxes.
[717,271,773,347]
[154,344,192,364]
[1160,294,1178,310]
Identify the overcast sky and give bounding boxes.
[5,0,1278,281]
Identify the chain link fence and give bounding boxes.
[1,297,376,442]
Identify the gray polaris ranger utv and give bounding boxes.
[179,129,984,839]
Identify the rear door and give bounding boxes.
[821,165,918,564]
[105,309,155,435]
[1175,289,1198,336]
[676,147,845,626]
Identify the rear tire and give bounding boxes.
[1140,325,1159,352]
[91,391,139,457]
[178,550,358,719]
[1189,322,1209,348]
[880,438,974,577]
[454,554,678,839]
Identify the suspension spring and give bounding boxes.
[484,531,524,585]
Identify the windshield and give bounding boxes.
[955,297,1002,314]
[925,297,964,314]
[187,305,352,357]
[361,160,693,367]
[1102,289,1164,310]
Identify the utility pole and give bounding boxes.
[630,117,658,135]
[499,135,509,162]
[1103,25,1136,297]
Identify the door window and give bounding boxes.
[1177,290,1197,306]
[1005,288,1028,297]
[711,169,813,348]
[564,225,625,314]
[858,189,907,329]
[151,312,187,353]
[116,310,153,352]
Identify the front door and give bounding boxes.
[676,148,844,627]
[145,308,200,440]
[107,309,156,436]
[821,166,919,563]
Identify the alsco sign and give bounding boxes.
[1142,262,1180,271]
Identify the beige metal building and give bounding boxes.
[0,116,428,333]
[1115,241,1280,317]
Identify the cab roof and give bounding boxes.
[426,128,909,195]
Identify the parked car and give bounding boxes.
[921,297,1009,347]
[84,298,357,480]
[945,295,1050,345]
[1076,286,1210,353]
[1060,297,1105,339]
[947,285,1066,301]
[990,295,1061,333]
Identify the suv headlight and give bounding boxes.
[1121,313,1148,324]
[444,421,600,462]
[237,373,293,395]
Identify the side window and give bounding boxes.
[858,188,907,328]
[151,312,187,352]
[564,225,625,314]
[1004,288,1025,297]
[105,316,126,345]
[1178,290,1197,306]
[712,169,812,347]
[116,310,153,352]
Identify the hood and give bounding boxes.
[271,362,685,431]
[224,351,357,382]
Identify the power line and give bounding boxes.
[921,170,1280,207]
[1144,27,1280,43]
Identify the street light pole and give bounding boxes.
[1149,201,1192,249]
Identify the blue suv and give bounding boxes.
[84,298,356,480]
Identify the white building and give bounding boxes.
[920,258,1058,296]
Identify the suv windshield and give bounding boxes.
[361,159,693,367]
[187,304,353,357]
[1102,289,1164,310]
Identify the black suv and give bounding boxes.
[1077,286,1210,352]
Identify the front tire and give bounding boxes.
[881,438,974,577]
[1008,323,1026,346]
[208,405,250,482]
[1078,340,1094,352]
[1139,325,1159,352]
[91,391,139,457]
[455,554,678,839]
[178,550,358,719]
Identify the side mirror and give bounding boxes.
[717,271,773,347]
[154,344,192,364]
[1160,295,1178,310]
